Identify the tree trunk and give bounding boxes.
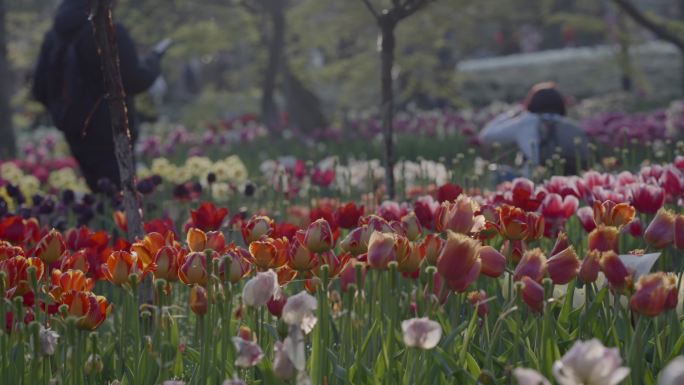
[261,0,285,131]
[379,16,396,200]
[0,0,16,160]
[282,65,327,134]
[617,10,633,92]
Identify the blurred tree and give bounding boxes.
[0,0,16,159]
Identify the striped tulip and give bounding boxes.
[102,251,143,286]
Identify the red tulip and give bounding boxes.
[478,246,506,278]
[190,202,228,231]
[498,205,529,240]
[599,251,632,292]
[588,225,619,253]
[659,166,684,198]
[339,259,365,292]
[436,183,463,203]
[644,209,675,249]
[205,231,227,253]
[576,206,596,233]
[334,202,364,230]
[267,290,287,318]
[501,240,526,264]
[0,256,45,297]
[631,184,665,215]
[541,193,578,219]
[519,276,544,312]
[436,231,481,293]
[513,248,546,283]
[546,247,580,285]
[630,272,678,317]
[674,215,684,251]
[511,178,544,211]
[579,250,601,283]
[550,232,569,256]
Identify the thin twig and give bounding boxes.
[360,0,380,19]
[612,0,684,51]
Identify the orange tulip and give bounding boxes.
[593,200,635,229]
[186,228,207,252]
[498,205,529,240]
[131,232,165,268]
[395,237,422,273]
[62,290,112,330]
[35,229,66,264]
[178,252,208,286]
[102,251,143,286]
[0,256,45,297]
[49,269,94,301]
[248,237,289,270]
[630,272,678,317]
[436,231,481,293]
[644,209,675,249]
[60,250,90,273]
[190,284,209,315]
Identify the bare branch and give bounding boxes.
[397,0,432,20]
[612,0,684,51]
[360,0,380,19]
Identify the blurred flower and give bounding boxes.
[436,183,463,203]
[401,317,442,350]
[39,326,59,356]
[675,215,684,251]
[513,368,551,385]
[644,209,675,249]
[630,272,677,317]
[190,284,208,315]
[552,339,629,385]
[435,195,481,234]
[340,225,373,256]
[658,356,684,385]
[576,206,597,232]
[334,202,364,230]
[395,236,421,274]
[242,270,279,307]
[436,231,481,292]
[547,247,580,285]
[232,337,264,368]
[267,290,287,318]
[287,237,319,272]
[282,291,318,334]
[401,212,423,241]
[273,340,296,380]
[468,290,489,317]
[219,248,251,284]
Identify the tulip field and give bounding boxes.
[3,107,684,385]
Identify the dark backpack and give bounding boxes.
[38,27,100,137]
[537,115,589,175]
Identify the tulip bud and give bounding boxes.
[396,240,421,274]
[300,219,334,253]
[519,276,544,312]
[478,246,506,278]
[189,285,208,315]
[588,225,619,253]
[435,196,479,234]
[220,249,251,284]
[267,290,287,318]
[401,212,423,241]
[84,354,103,375]
[339,225,372,256]
[546,247,580,285]
[103,251,142,286]
[419,234,444,266]
[367,231,396,269]
[630,272,678,317]
[205,231,227,253]
[513,248,546,283]
[468,290,489,317]
[549,232,569,256]
[186,228,207,252]
[579,250,601,283]
[153,246,179,282]
[287,238,319,272]
[644,209,675,249]
[675,215,684,251]
[35,229,66,264]
[599,251,632,292]
[401,317,442,350]
[436,231,481,293]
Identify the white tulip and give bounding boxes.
[401,317,442,350]
[553,339,630,385]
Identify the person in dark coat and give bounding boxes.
[32,0,161,192]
